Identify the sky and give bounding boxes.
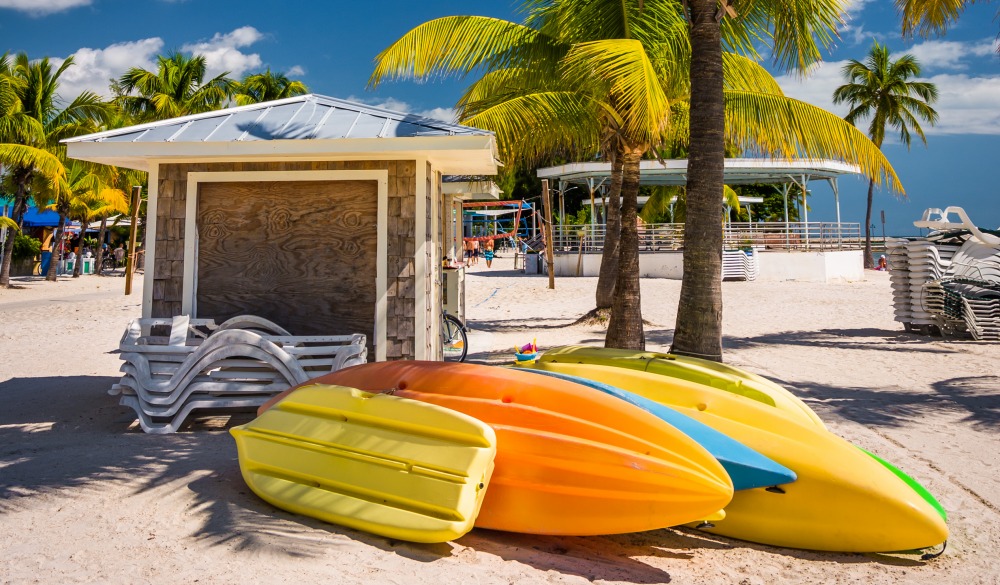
[1,0,998,236]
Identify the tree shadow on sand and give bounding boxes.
[781,375,1000,432]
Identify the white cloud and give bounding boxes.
[180,26,264,79]
[53,37,164,100]
[776,60,1000,136]
[287,65,306,77]
[344,95,459,123]
[907,38,999,70]
[0,0,89,16]
[417,107,458,123]
[49,26,271,101]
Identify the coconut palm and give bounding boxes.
[235,68,308,105]
[115,53,237,122]
[833,41,938,268]
[371,0,901,355]
[0,53,102,287]
[63,164,130,277]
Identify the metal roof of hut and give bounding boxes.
[64,94,497,174]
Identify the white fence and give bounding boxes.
[551,222,867,252]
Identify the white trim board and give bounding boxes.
[141,163,159,319]
[182,169,389,361]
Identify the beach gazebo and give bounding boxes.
[65,94,498,361]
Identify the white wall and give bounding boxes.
[756,250,864,283]
[553,249,864,282]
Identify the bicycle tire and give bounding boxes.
[441,313,468,362]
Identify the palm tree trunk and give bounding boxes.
[0,193,26,287]
[595,150,624,309]
[95,218,108,275]
[671,0,725,362]
[863,178,875,269]
[46,213,68,282]
[72,226,82,278]
[606,146,645,349]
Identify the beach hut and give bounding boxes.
[65,94,498,361]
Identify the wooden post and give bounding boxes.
[541,179,555,289]
[124,185,142,296]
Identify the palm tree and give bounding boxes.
[115,53,236,122]
[371,0,900,355]
[833,41,938,269]
[64,164,130,277]
[5,53,112,282]
[235,68,308,105]
[0,53,99,287]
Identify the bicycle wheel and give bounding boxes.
[441,313,468,362]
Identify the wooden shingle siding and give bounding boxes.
[153,159,421,360]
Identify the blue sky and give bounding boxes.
[2,0,998,235]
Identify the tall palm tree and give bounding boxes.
[62,163,130,277]
[115,53,237,122]
[235,68,308,105]
[0,53,101,287]
[833,41,938,268]
[371,0,900,355]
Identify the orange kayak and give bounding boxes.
[267,361,734,536]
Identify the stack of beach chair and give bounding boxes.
[887,208,1000,339]
[722,249,759,281]
[112,315,367,433]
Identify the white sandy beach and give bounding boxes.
[1,256,998,585]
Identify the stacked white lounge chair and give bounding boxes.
[722,249,759,281]
[889,207,1000,339]
[112,315,367,433]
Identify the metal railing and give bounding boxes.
[550,222,867,252]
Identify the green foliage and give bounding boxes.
[11,232,40,260]
[731,184,803,222]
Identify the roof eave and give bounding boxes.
[66,135,499,175]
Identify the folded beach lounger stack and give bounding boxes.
[721,249,759,281]
[888,233,968,333]
[934,239,1000,340]
[112,315,367,433]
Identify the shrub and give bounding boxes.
[11,233,41,260]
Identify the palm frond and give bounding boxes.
[562,38,670,145]
[461,90,603,164]
[722,53,784,95]
[370,16,548,87]
[723,90,903,193]
[896,0,973,37]
[0,143,65,180]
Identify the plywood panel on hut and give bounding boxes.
[195,180,377,339]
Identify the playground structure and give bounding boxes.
[462,200,540,254]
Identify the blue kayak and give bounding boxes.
[517,368,797,491]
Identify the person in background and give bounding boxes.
[877,255,888,271]
[114,243,125,267]
[484,238,495,268]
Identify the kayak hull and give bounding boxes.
[527,362,948,552]
[307,361,734,536]
[539,345,826,429]
[231,384,496,543]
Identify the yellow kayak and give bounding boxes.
[539,345,826,429]
[526,362,948,552]
[231,384,496,543]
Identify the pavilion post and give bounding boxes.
[802,174,810,250]
[124,185,142,296]
[541,179,555,289]
[831,178,842,249]
[782,183,790,249]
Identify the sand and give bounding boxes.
[1,256,998,585]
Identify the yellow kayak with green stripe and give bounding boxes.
[524,361,947,553]
[538,345,825,429]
